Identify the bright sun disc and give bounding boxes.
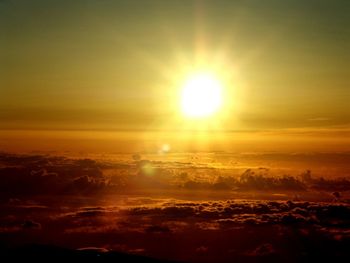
[181,73,223,118]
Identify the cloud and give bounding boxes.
[195,246,209,253]
[1,152,350,262]
[247,243,276,257]
[1,153,350,198]
[0,153,109,196]
[121,199,350,229]
[1,196,350,262]
[22,220,41,229]
[145,225,171,234]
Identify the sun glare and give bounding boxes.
[181,73,223,118]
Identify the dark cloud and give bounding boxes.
[235,169,306,191]
[1,153,350,200]
[195,246,209,253]
[121,200,350,229]
[1,196,350,262]
[247,243,276,257]
[22,220,41,229]
[1,152,350,262]
[0,153,109,197]
[145,225,171,234]
[301,170,350,192]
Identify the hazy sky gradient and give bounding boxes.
[1,0,349,152]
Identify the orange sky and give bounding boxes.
[1,0,349,153]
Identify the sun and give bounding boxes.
[181,72,223,118]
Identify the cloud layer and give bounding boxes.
[1,152,350,261]
[1,153,350,199]
[1,197,350,262]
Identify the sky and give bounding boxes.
[0,0,349,152]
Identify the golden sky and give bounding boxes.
[0,0,349,152]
